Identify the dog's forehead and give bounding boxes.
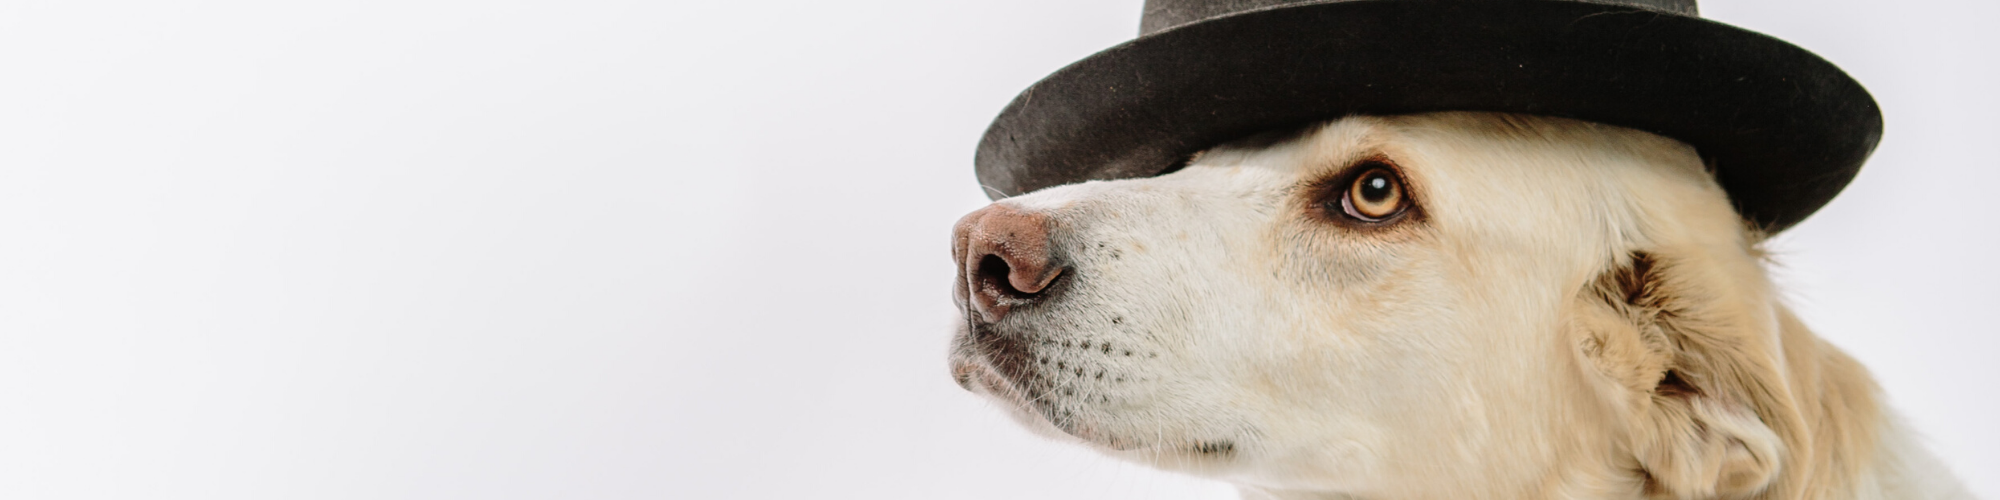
[1193,113,1710,194]
[1194,117,1391,175]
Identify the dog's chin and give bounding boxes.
[954,360,1088,441]
[950,349,1247,472]
[950,352,1134,444]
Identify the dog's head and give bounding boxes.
[949,113,1861,498]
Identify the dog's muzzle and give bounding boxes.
[948,203,1072,399]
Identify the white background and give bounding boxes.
[0,1,1990,498]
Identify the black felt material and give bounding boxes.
[976,0,1881,232]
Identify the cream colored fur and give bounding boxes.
[949,112,1972,499]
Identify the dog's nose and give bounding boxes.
[953,203,1062,323]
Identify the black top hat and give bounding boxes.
[974,0,1880,232]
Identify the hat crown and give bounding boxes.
[1140,0,1698,35]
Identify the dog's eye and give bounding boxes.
[1341,167,1407,221]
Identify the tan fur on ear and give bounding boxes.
[1573,250,1823,499]
[1632,387,1784,498]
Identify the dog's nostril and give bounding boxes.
[978,254,1022,295]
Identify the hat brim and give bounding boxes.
[974,0,1881,232]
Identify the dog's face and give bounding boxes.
[949,113,1794,496]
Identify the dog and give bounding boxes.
[949,112,1971,499]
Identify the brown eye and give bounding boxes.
[1341,167,1407,221]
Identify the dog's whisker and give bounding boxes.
[979,184,1012,199]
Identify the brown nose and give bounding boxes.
[952,203,1062,323]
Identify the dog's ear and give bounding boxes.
[1571,250,1797,499]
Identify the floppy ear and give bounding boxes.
[1570,250,1799,499]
